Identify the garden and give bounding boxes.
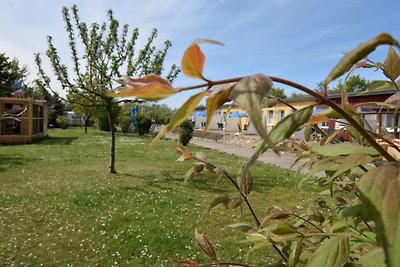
[0,128,316,266]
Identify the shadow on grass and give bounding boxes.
[0,154,41,172]
[33,136,78,145]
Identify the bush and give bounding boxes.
[56,115,69,129]
[95,104,121,132]
[179,120,194,146]
[118,116,132,133]
[135,113,152,136]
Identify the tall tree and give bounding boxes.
[0,53,27,97]
[269,87,287,99]
[331,74,370,93]
[36,5,179,173]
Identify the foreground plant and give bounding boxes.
[109,33,400,266]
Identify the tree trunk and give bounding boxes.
[107,98,117,173]
[84,115,91,134]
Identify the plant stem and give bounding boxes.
[196,159,288,263]
[200,160,261,227]
[292,214,324,233]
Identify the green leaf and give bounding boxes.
[148,92,205,152]
[229,223,254,232]
[318,108,342,119]
[323,33,400,89]
[306,236,350,267]
[340,203,366,218]
[204,85,233,132]
[331,153,374,179]
[247,240,272,255]
[229,74,274,149]
[384,47,400,81]
[308,157,341,178]
[357,247,385,267]
[357,163,400,267]
[367,80,396,91]
[310,143,380,157]
[208,195,241,211]
[271,223,299,235]
[269,106,314,144]
[288,241,303,267]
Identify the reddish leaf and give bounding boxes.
[309,115,329,124]
[109,83,175,101]
[208,195,241,211]
[176,145,194,161]
[385,91,400,106]
[119,74,172,87]
[195,230,218,261]
[109,74,176,101]
[185,163,205,183]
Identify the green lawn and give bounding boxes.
[0,128,318,266]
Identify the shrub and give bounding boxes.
[179,120,194,146]
[135,113,152,136]
[118,116,132,133]
[95,104,121,132]
[56,115,69,129]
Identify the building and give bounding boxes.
[189,89,400,140]
[0,97,48,144]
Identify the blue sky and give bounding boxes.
[0,0,399,108]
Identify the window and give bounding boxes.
[267,110,274,126]
[277,110,285,121]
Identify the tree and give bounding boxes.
[36,4,179,173]
[0,53,27,97]
[25,79,66,127]
[269,87,287,99]
[331,74,370,93]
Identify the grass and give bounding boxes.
[0,128,320,266]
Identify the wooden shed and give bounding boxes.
[0,97,48,144]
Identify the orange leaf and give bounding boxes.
[108,83,176,101]
[204,84,234,132]
[176,144,194,161]
[182,45,205,79]
[181,39,224,79]
[309,115,329,124]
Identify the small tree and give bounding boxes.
[134,112,152,136]
[36,4,179,173]
[56,115,69,129]
[179,120,194,146]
